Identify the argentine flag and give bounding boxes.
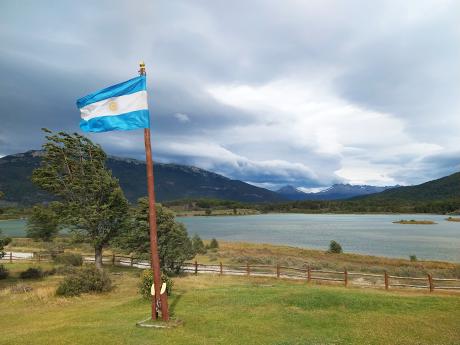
[77,76,150,132]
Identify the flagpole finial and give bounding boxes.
[139,61,146,76]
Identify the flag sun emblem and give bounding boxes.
[108,101,118,112]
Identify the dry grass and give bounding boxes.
[196,241,460,278]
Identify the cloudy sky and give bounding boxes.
[1,0,459,190]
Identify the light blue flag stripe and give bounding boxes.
[77,76,146,109]
[79,109,150,133]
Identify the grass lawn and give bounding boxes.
[1,263,459,345]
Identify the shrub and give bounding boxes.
[0,264,9,279]
[409,255,417,262]
[56,265,112,297]
[0,230,11,259]
[139,269,173,299]
[192,234,206,255]
[116,201,194,274]
[53,253,83,266]
[19,267,44,279]
[328,240,343,254]
[208,238,219,249]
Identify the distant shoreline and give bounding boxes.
[175,211,458,217]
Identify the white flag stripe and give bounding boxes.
[80,90,148,121]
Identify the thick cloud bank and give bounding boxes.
[0,0,459,189]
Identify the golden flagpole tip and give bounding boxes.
[139,61,146,76]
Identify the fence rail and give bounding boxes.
[2,251,460,293]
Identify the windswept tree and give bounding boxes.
[27,203,61,241]
[32,130,128,269]
[117,198,194,273]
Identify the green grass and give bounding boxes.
[1,263,459,345]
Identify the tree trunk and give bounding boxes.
[95,246,103,270]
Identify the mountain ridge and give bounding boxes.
[0,150,285,205]
[277,183,396,201]
[354,172,460,202]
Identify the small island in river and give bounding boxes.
[393,219,437,225]
[446,216,460,222]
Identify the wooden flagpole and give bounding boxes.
[140,62,169,321]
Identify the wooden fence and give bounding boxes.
[2,252,460,293]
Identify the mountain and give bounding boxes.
[276,185,308,200]
[355,172,460,202]
[276,184,395,201]
[0,151,285,205]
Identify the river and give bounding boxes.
[2,213,459,262]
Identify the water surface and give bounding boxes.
[177,214,460,262]
[2,214,459,262]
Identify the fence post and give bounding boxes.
[246,262,250,276]
[428,274,434,292]
[112,254,115,266]
[9,252,12,263]
[195,260,198,275]
[276,264,280,278]
[344,268,348,287]
[307,266,311,283]
[130,255,134,267]
[384,271,389,290]
[220,262,223,275]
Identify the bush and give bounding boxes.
[192,234,206,255]
[139,269,173,299]
[328,240,343,254]
[56,265,112,297]
[0,264,9,279]
[116,201,194,274]
[409,255,417,262]
[19,267,44,279]
[0,230,12,259]
[53,253,83,266]
[208,238,219,249]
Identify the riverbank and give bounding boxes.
[446,216,460,222]
[5,238,460,279]
[3,213,460,262]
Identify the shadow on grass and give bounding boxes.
[168,292,184,317]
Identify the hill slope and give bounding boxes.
[0,151,285,205]
[355,172,460,202]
